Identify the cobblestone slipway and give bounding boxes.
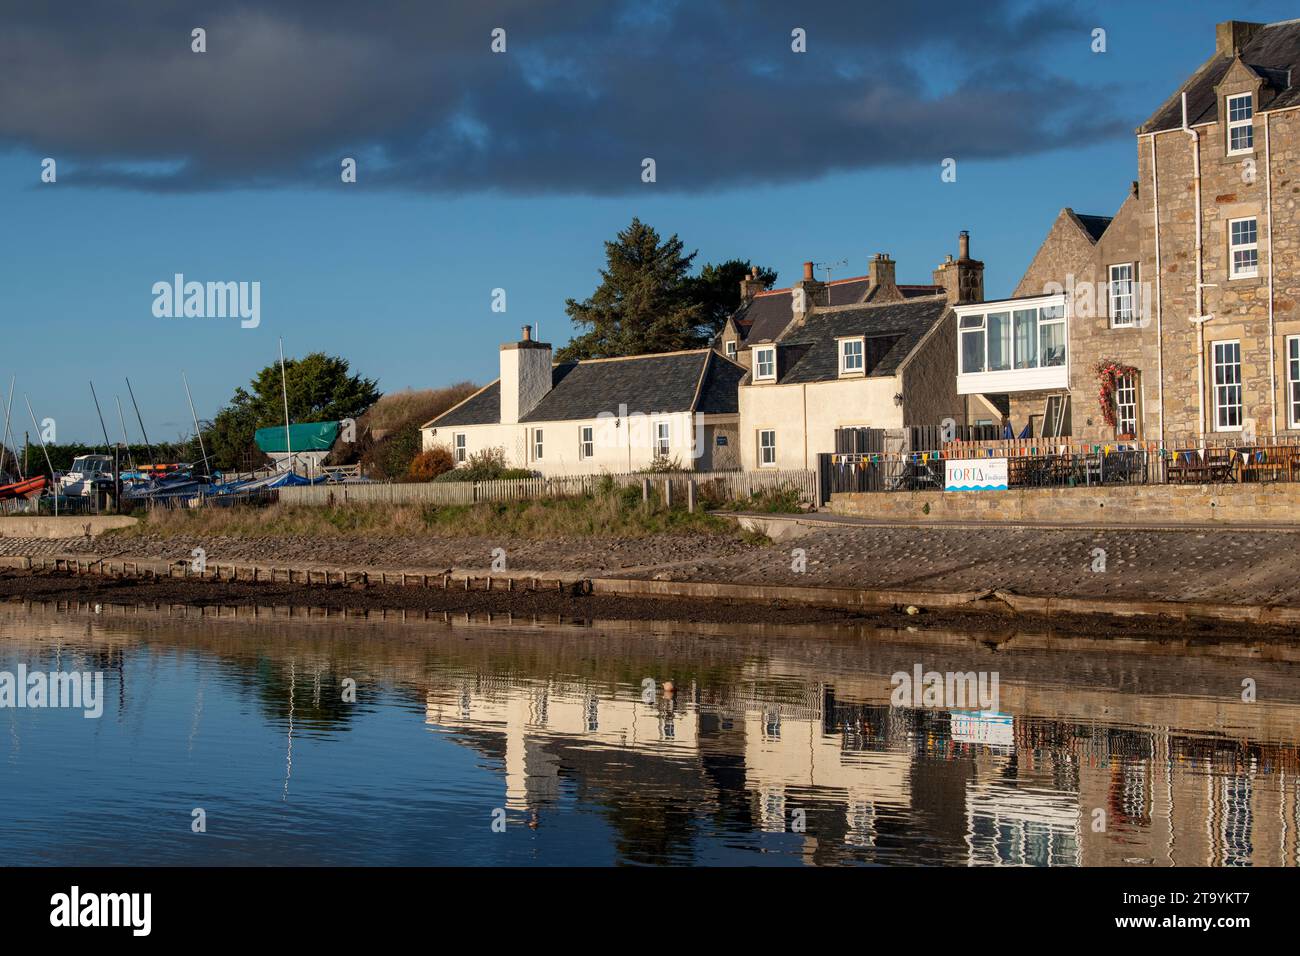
[1,525,1296,607]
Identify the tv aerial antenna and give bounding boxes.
[816,258,848,283]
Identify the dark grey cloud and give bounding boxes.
[0,0,1125,193]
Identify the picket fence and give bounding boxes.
[276,469,817,507]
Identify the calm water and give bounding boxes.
[1,602,1298,866]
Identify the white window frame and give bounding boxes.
[1114,372,1138,437]
[1212,340,1243,431]
[758,429,776,467]
[1228,217,1258,280]
[579,425,594,460]
[725,340,737,360]
[839,336,865,375]
[654,421,671,458]
[453,432,467,463]
[1108,263,1135,328]
[1287,336,1300,430]
[532,428,544,461]
[959,314,986,373]
[1226,93,1254,155]
[958,303,1066,375]
[754,346,776,382]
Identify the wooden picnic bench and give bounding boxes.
[1237,446,1300,483]
[1165,457,1235,484]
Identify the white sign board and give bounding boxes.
[950,711,1014,747]
[944,457,1008,491]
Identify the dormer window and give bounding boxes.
[725,340,737,360]
[754,346,776,382]
[1226,93,1254,154]
[839,337,864,375]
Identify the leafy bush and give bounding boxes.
[364,420,422,480]
[434,446,535,482]
[407,445,456,482]
[643,454,682,474]
[738,486,803,513]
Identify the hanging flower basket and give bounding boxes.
[1093,361,1138,429]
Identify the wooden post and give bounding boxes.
[641,477,650,502]
[663,479,673,508]
[687,479,697,513]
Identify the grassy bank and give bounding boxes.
[106,486,764,541]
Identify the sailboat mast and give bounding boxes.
[23,395,58,514]
[1,375,17,479]
[278,338,293,474]
[181,372,210,478]
[89,381,112,452]
[115,396,137,471]
[125,377,156,466]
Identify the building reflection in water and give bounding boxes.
[425,667,1300,866]
[4,606,1298,866]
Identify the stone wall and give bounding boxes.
[901,313,962,428]
[830,482,1300,525]
[0,516,138,539]
[703,422,739,471]
[1009,194,1155,444]
[1146,93,1300,444]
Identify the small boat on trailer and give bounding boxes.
[0,475,46,501]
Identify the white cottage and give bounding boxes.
[421,327,745,476]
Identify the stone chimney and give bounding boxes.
[500,325,552,424]
[932,230,984,305]
[792,260,829,316]
[1216,20,1263,57]
[739,266,767,302]
[867,253,902,302]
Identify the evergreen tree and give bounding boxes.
[686,258,777,340]
[557,219,704,361]
[206,353,380,469]
[557,219,776,360]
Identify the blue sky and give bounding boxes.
[2,0,1296,442]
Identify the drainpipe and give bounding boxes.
[1266,112,1277,437]
[1182,92,1206,446]
[1150,134,1165,444]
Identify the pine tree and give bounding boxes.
[557,219,705,361]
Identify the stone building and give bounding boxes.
[964,18,1300,446]
[1142,17,1300,444]
[717,257,946,370]
[735,235,980,470]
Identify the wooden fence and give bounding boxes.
[276,469,817,507]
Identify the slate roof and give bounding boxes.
[425,350,744,428]
[733,276,944,343]
[828,278,870,306]
[764,295,952,385]
[1073,213,1112,243]
[734,291,796,343]
[1141,19,1300,132]
[427,380,502,427]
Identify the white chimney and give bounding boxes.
[500,325,552,424]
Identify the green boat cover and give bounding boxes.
[255,421,340,453]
